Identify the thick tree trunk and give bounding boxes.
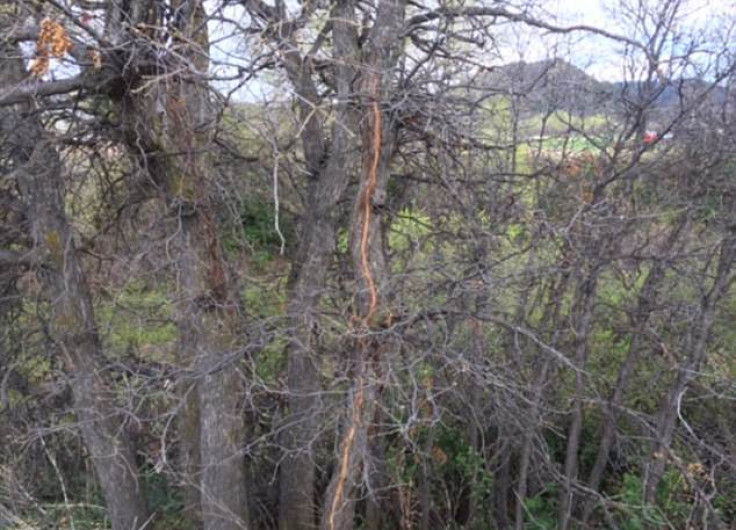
[166,81,248,530]
[179,375,202,521]
[110,2,250,527]
[171,135,247,530]
[364,383,391,530]
[278,3,359,530]
[279,331,321,530]
[175,213,205,522]
[198,330,248,530]
[320,2,406,529]
[1,56,151,529]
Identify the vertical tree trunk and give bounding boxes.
[1,45,151,530]
[277,3,359,530]
[112,2,249,527]
[558,271,600,530]
[581,215,688,523]
[320,3,406,529]
[364,397,390,530]
[175,212,204,522]
[514,259,572,530]
[166,3,249,524]
[419,424,436,530]
[493,445,512,529]
[643,235,734,503]
[581,268,661,515]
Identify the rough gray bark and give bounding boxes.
[319,2,406,529]
[1,42,151,530]
[275,3,360,530]
[106,1,249,527]
[171,161,204,521]
[161,4,249,526]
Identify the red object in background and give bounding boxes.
[643,131,658,145]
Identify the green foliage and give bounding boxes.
[656,469,693,524]
[241,280,287,383]
[616,473,655,530]
[97,280,176,358]
[434,426,494,517]
[242,279,285,319]
[253,337,286,383]
[337,227,350,254]
[522,483,558,529]
[389,208,433,252]
[31,504,109,530]
[384,422,494,529]
[601,470,699,530]
[435,427,489,486]
[238,198,295,253]
[142,471,200,530]
[506,222,525,243]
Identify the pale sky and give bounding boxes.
[207,0,735,102]
[492,0,735,82]
[26,0,734,101]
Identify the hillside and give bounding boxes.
[481,58,614,115]
[482,58,726,122]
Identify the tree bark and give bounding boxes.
[514,254,572,530]
[1,45,151,530]
[164,6,249,526]
[558,270,600,530]
[277,4,360,530]
[110,1,249,527]
[320,2,406,529]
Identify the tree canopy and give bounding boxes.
[1,0,735,529]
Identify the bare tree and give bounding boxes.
[1,1,735,529]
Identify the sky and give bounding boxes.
[28,0,733,102]
[206,0,735,103]
[492,0,735,82]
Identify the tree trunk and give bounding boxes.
[581,271,659,515]
[644,235,734,503]
[1,47,151,530]
[581,215,688,523]
[558,271,599,530]
[112,1,250,527]
[278,3,359,530]
[320,2,406,529]
[175,210,204,523]
[514,265,571,530]
[493,445,512,529]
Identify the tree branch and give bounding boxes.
[0,74,97,106]
[406,6,643,51]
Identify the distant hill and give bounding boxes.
[481,59,727,121]
[481,59,613,116]
[612,78,727,108]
